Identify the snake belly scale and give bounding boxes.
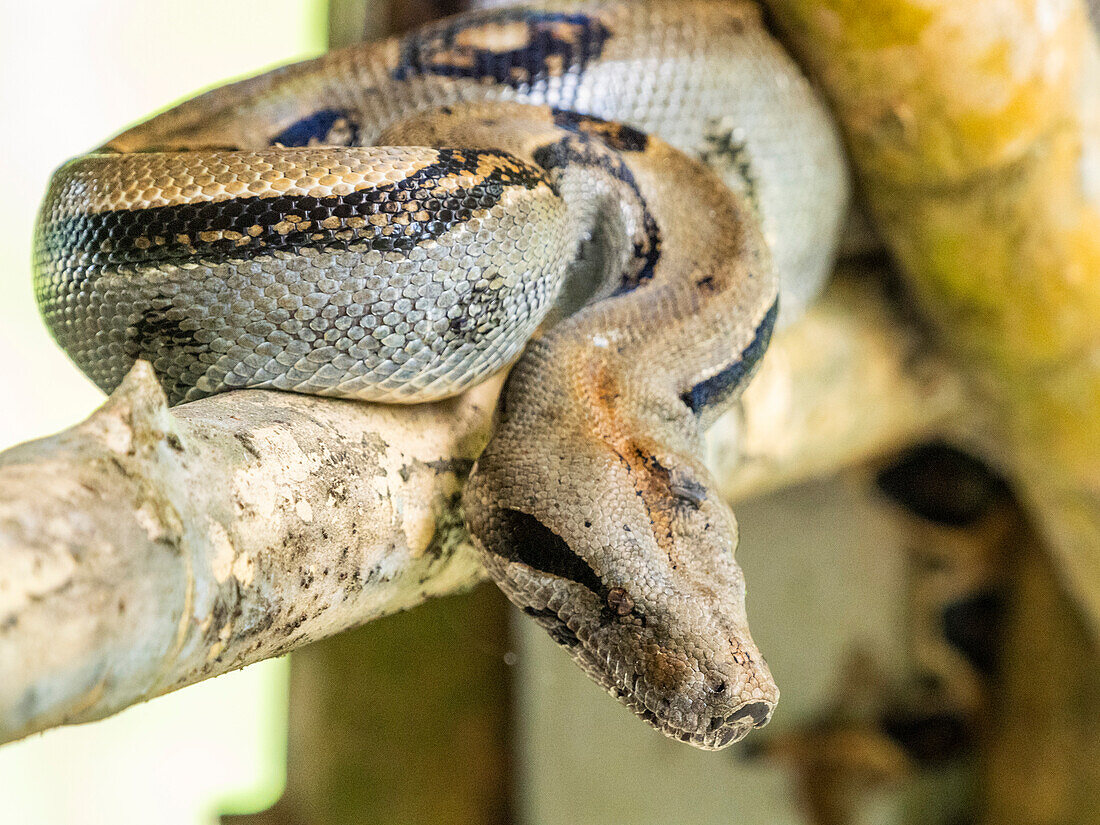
[33,1,848,749]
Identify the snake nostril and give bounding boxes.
[712,680,728,695]
[727,701,772,729]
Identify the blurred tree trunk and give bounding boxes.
[328,0,465,48]
[224,584,513,825]
[982,540,1100,824]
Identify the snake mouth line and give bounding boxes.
[600,657,773,750]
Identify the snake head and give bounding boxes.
[464,365,779,750]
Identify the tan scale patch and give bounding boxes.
[574,361,682,561]
[453,21,531,52]
[52,147,448,216]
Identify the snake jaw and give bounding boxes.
[479,545,777,749]
[617,678,772,750]
[596,629,775,749]
[467,488,779,750]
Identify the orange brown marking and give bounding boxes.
[642,641,692,693]
[575,360,685,561]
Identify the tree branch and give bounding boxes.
[0,269,963,745]
[0,364,498,743]
[763,0,1100,640]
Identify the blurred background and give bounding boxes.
[1,2,1097,824]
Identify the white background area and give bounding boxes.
[0,3,325,822]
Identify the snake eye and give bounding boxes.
[605,587,634,616]
[487,508,604,593]
[669,471,707,507]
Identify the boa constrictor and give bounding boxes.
[33,1,849,749]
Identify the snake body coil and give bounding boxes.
[34,1,848,748]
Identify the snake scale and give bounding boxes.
[33,1,848,749]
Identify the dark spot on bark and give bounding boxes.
[326,484,349,506]
[876,443,1010,526]
[107,455,130,478]
[299,566,315,589]
[941,588,1005,676]
[399,457,476,483]
[282,613,310,635]
[881,709,972,764]
[242,611,275,638]
[423,457,476,476]
[204,577,244,646]
[233,430,261,459]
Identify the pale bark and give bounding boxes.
[0,271,962,745]
[0,363,499,744]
